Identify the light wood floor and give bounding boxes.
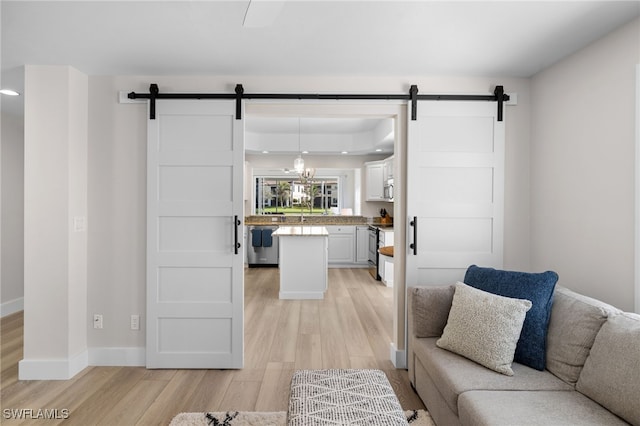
[0,267,424,425]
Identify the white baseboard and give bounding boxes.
[19,350,88,380]
[389,343,406,369]
[88,347,146,366]
[18,347,145,379]
[1,297,24,317]
[278,291,324,299]
[328,264,368,269]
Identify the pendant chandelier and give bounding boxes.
[293,117,305,173]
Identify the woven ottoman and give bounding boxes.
[288,369,408,425]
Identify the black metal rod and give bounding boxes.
[129,92,236,99]
[243,93,410,100]
[128,91,501,102]
[417,94,497,101]
[128,85,510,121]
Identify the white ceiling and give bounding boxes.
[3,0,638,80]
[2,0,638,153]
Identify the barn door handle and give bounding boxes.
[409,216,417,256]
[234,215,242,254]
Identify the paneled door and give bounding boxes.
[406,101,504,287]
[147,100,244,368]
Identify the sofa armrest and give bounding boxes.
[408,285,455,338]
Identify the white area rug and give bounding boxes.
[169,410,435,426]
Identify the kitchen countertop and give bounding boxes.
[245,215,392,227]
[272,226,329,237]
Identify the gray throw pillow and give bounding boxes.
[576,313,640,426]
[545,286,617,385]
[411,285,455,338]
[437,282,532,376]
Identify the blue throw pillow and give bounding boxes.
[463,265,559,371]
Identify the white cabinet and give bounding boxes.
[366,157,394,202]
[383,155,394,180]
[365,161,385,201]
[356,226,370,264]
[274,227,328,299]
[326,226,355,264]
[379,228,394,247]
[378,228,394,287]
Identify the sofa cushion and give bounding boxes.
[412,357,461,426]
[546,286,618,386]
[464,265,558,370]
[458,390,629,426]
[413,337,572,416]
[410,285,455,338]
[577,313,640,426]
[437,282,531,376]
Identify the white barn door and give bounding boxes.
[147,100,244,368]
[406,101,504,287]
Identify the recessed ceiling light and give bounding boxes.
[0,89,19,96]
[375,148,382,152]
[341,151,348,154]
[262,150,269,154]
[302,150,309,154]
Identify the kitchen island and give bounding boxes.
[272,226,328,299]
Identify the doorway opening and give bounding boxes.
[242,101,407,368]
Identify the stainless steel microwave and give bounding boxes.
[383,178,394,202]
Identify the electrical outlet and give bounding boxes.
[73,216,86,232]
[130,314,140,331]
[93,314,103,329]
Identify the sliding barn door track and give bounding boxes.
[128,84,509,121]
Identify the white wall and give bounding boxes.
[85,74,531,351]
[86,76,147,350]
[1,110,24,316]
[530,18,640,311]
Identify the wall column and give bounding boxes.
[19,65,88,380]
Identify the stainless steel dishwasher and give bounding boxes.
[247,225,279,267]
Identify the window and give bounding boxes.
[255,176,340,215]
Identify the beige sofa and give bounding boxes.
[408,285,640,426]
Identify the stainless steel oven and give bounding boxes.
[368,225,380,280]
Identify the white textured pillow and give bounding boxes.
[437,282,532,376]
